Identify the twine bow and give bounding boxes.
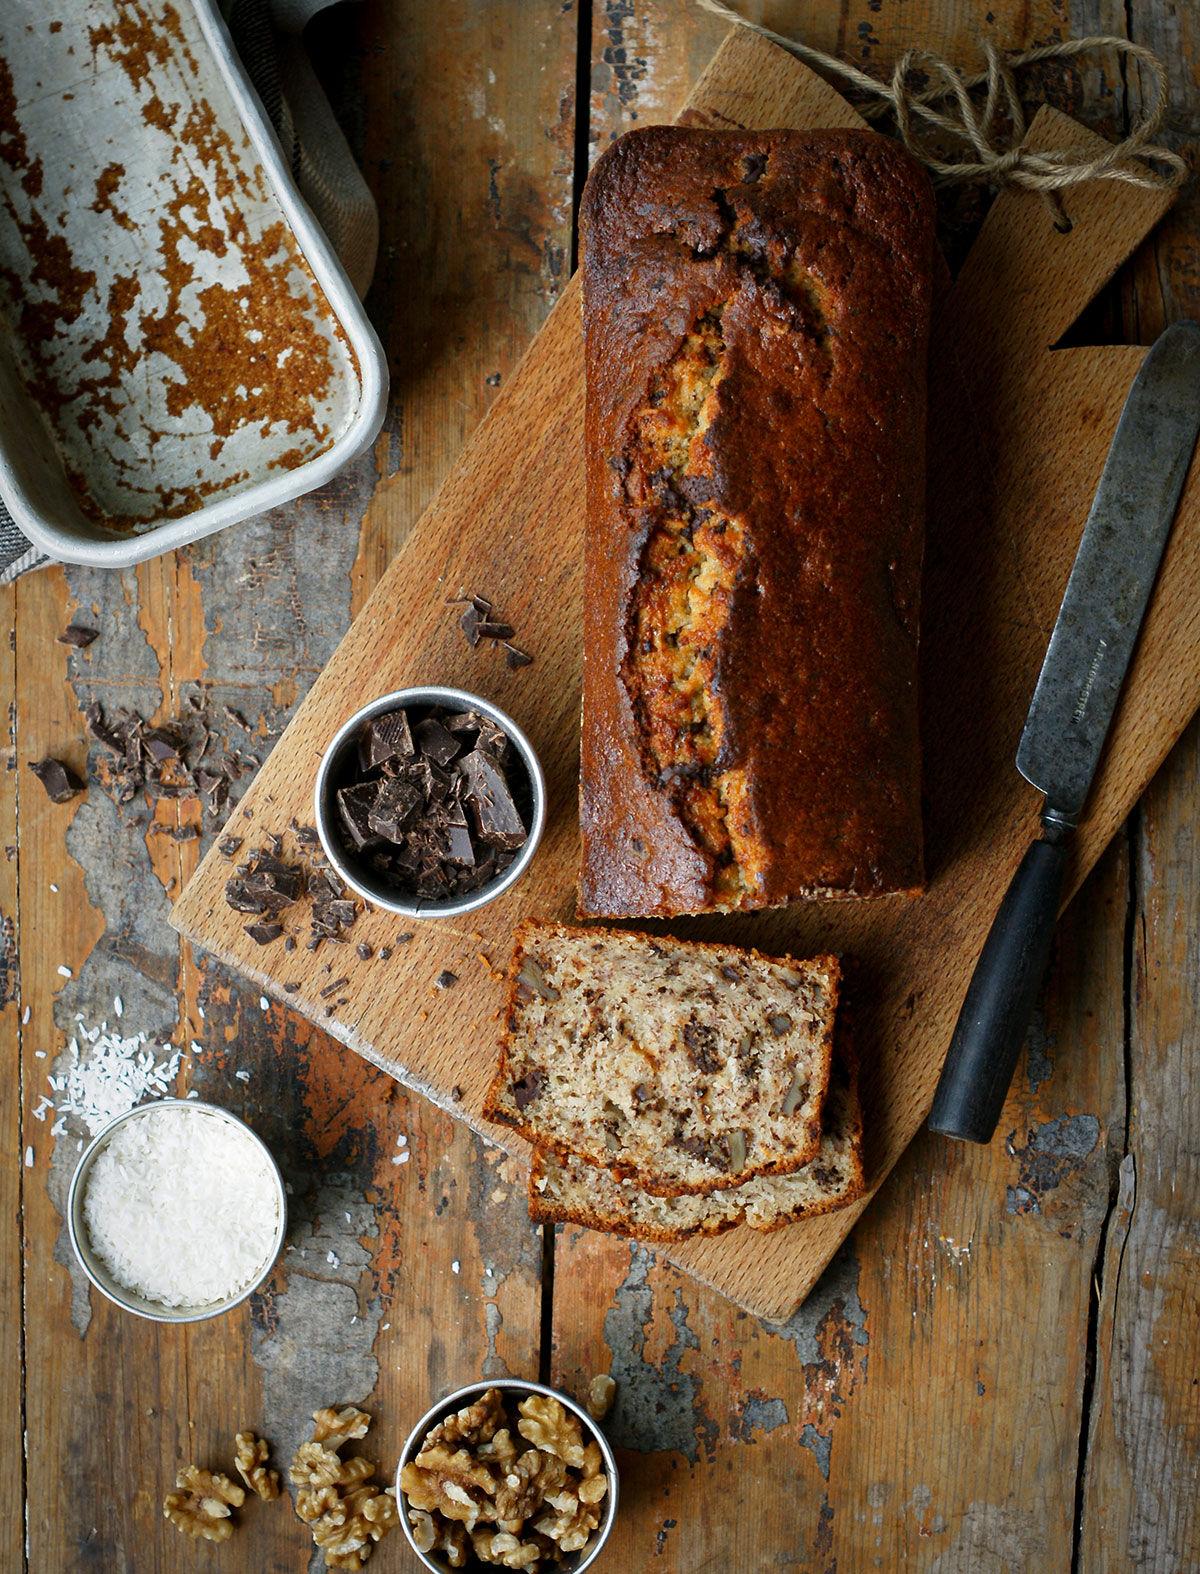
[697,0,1189,198]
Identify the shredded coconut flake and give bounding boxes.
[57,965,72,979]
[24,1147,33,1167]
[82,1107,279,1308]
[40,1023,186,1136]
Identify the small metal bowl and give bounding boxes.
[396,1378,619,1573]
[66,1099,287,1324]
[313,685,546,920]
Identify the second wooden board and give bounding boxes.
[172,27,1199,1322]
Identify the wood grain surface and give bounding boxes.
[173,23,1200,1326]
[3,1,1198,1570]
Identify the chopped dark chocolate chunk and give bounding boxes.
[360,708,414,770]
[28,757,83,804]
[460,749,527,850]
[474,620,515,641]
[328,701,531,906]
[396,932,413,945]
[319,976,350,999]
[460,603,484,647]
[368,776,422,840]
[284,935,297,953]
[58,623,99,648]
[246,920,284,945]
[218,835,243,857]
[141,728,181,764]
[435,970,458,990]
[503,642,533,669]
[224,851,303,916]
[378,945,392,960]
[337,782,382,850]
[413,716,461,767]
[511,1069,545,1110]
[356,942,373,961]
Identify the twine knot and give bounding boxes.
[697,1,1189,200]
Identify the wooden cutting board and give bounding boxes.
[171,26,1199,1323]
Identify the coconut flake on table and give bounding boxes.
[82,1107,279,1308]
[41,1021,187,1136]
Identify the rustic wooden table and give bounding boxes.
[3,3,1197,1570]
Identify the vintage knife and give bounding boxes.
[929,318,1200,1144]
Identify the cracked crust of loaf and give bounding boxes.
[482,920,839,1198]
[526,1040,865,1242]
[578,126,934,918]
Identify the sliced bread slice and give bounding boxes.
[483,920,839,1197]
[527,1044,865,1242]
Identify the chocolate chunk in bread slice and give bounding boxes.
[527,1044,865,1242]
[483,920,839,1197]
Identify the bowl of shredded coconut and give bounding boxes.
[66,1100,286,1322]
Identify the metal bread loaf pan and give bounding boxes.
[0,0,387,567]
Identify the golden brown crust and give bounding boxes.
[578,126,935,918]
[482,919,839,1196]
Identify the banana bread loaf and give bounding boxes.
[578,126,935,917]
[528,1040,865,1242]
[482,920,839,1197]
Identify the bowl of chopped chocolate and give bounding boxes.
[396,1378,619,1572]
[314,687,546,919]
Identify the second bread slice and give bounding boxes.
[483,920,839,1197]
[528,1042,865,1242]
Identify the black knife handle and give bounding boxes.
[929,836,1069,1144]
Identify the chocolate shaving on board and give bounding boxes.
[451,589,534,665]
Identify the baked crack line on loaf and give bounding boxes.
[621,303,756,903]
[619,221,833,906]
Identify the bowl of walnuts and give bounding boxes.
[396,1378,619,1571]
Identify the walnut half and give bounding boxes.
[163,1466,245,1542]
[235,1430,281,1501]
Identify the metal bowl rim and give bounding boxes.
[65,1097,287,1324]
[395,1376,620,1574]
[313,685,547,920]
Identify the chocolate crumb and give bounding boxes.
[356,942,373,961]
[319,976,350,999]
[284,935,297,953]
[57,624,99,648]
[378,945,393,960]
[246,920,284,945]
[218,835,243,857]
[434,970,458,990]
[451,1084,464,1101]
[396,932,413,945]
[503,642,533,669]
[284,981,300,992]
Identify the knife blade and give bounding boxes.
[930,319,1200,1145]
[1017,318,1200,830]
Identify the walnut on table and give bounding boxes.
[312,1405,372,1450]
[234,1430,281,1500]
[586,1374,616,1422]
[288,1404,397,1569]
[163,1465,246,1543]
